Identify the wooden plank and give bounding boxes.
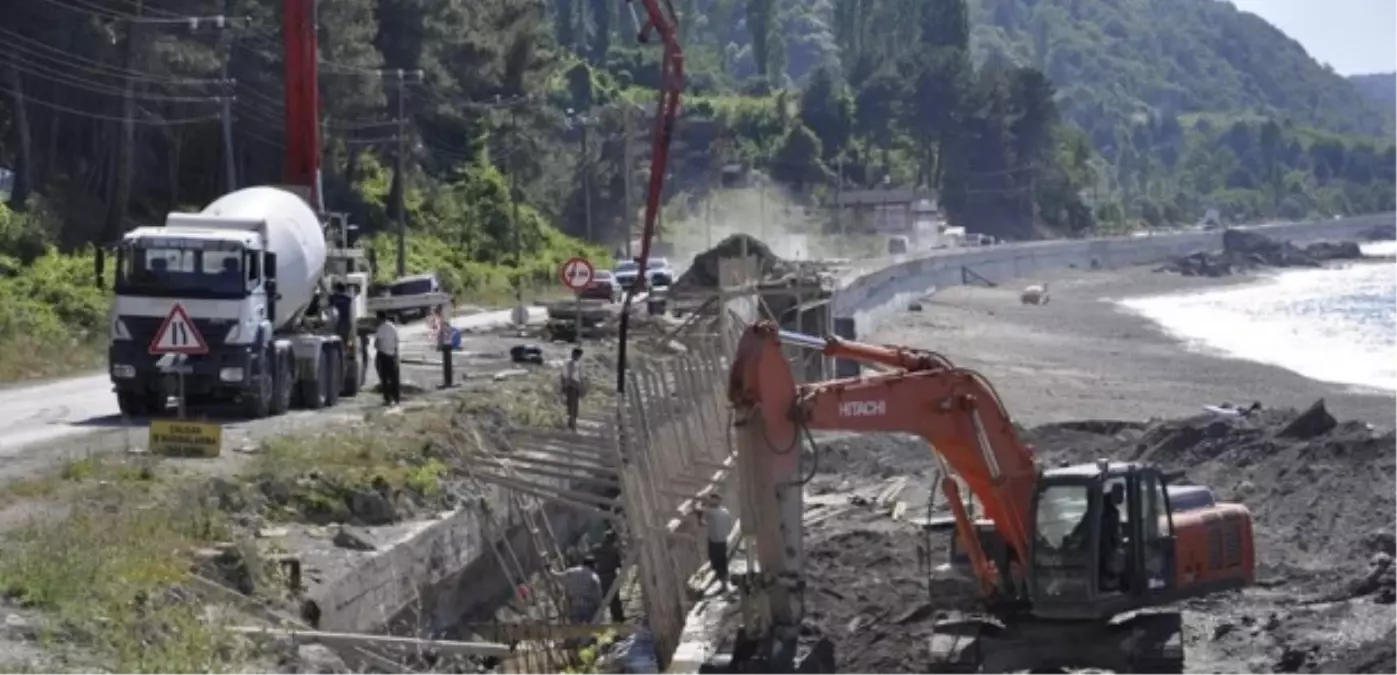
[228,626,513,657]
[465,622,639,644]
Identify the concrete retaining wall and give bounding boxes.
[832,213,1396,341]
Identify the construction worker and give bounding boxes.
[1100,482,1125,590]
[697,493,733,593]
[430,305,455,388]
[553,556,602,624]
[373,311,401,406]
[328,282,353,338]
[592,529,626,622]
[560,347,585,431]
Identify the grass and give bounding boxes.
[0,363,605,672]
[0,456,254,673]
[0,335,105,383]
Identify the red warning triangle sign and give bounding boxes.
[148,303,210,356]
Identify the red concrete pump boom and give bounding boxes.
[615,0,684,393]
[282,0,323,212]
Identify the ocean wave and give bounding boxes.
[1116,245,1396,392]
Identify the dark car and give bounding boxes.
[578,269,620,302]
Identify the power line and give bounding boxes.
[3,55,225,103]
[0,27,226,85]
[0,80,221,125]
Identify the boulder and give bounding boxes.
[1277,399,1337,440]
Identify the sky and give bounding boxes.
[1227,0,1396,75]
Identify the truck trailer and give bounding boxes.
[108,186,369,419]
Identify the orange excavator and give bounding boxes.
[709,322,1256,673]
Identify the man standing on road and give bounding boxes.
[696,493,733,593]
[373,311,401,406]
[592,529,626,623]
[560,347,585,431]
[430,306,455,388]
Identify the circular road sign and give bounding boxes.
[560,256,596,291]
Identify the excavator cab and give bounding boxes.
[1027,461,1183,619]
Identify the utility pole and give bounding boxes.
[620,107,635,258]
[581,117,592,243]
[510,104,523,314]
[835,152,844,239]
[217,6,238,193]
[389,69,423,278]
[103,0,144,260]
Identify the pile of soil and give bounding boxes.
[1156,229,1365,277]
[672,234,791,291]
[796,401,1396,673]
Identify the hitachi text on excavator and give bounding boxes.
[705,321,1256,673]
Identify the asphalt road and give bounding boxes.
[0,307,546,457]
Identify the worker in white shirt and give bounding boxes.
[430,305,455,388]
[560,347,585,431]
[696,493,734,593]
[373,311,401,406]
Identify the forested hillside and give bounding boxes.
[1350,73,1397,111]
[0,0,1393,380]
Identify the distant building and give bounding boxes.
[831,188,937,235]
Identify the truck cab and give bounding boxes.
[108,187,362,419]
[109,225,277,416]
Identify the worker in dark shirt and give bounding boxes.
[328,282,353,339]
[592,528,626,623]
[1100,483,1125,590]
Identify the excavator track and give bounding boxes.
[927,611,1184,674]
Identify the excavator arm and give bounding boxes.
[728,322,1041,605]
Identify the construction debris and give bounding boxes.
[1156,228,1366,277]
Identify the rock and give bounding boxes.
[1362,530,1396,556]
[907,302,923,312]
[348,489,399,525]
[510,344,544,365]
[1360,223,1396,241]
[1159,229,1365,277]
[290,644,348,674]
[1277,399,1338,439]
[332,526,377,552]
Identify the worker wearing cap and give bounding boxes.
[697,493,734,593]
[553,556,602,624]
[430,305,455,388]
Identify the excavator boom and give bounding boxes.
[729,322,1039,593]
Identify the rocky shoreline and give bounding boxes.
[1156,228,1376,278]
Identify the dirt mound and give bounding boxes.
[803,517,946,674]
[1155,228,1364,277]
[672,234,791,290]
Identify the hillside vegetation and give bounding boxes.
[1350,73,1397,111]
[0,0,1393,382]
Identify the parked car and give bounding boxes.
[579,269,621,302]
[384,272,443,322]
[614,257,675,290]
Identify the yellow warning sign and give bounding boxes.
[148,419,223,458]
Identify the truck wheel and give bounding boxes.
[116,391,148,418]
[325,349,342,407]
[271,350,293,416]
[341,355,361,398]
[301,349,328,410]
[244,370,272,419]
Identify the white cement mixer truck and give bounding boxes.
[107,186,373,418]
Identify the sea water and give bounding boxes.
[1117,241,1397,393]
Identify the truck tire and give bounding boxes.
[325,348,342,408]
[271,350,293,416]
[116,391,148,418]
[341,355,361,398]
[244,369,272,419]
[301,349,328,410]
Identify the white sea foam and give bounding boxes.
[1117,242,1397,393]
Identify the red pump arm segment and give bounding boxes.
[282,0,323,211]
[615,0,684,392]
[728,322,1041,596]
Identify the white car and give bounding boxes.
[614,257,675,290]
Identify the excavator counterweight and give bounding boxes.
[714,322,1257,673]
